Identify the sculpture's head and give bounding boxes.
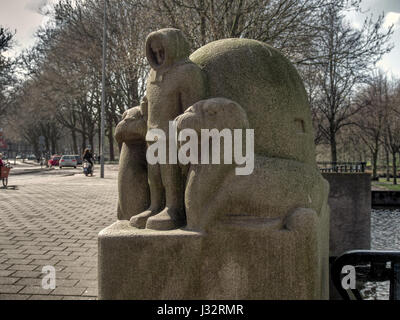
[146,28,191,70]
[115,106,147,144]
[175,98,249,134]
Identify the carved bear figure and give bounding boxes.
[175,98,329,232]
[115,103,149,221]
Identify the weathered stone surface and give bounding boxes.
[98,221,203,300]
[115,106,149,221]
[190,39,317,165]
[101,32,330,300]
[323,173,371,257]
[99,217,329,300]
[176,98,329,234]
[130,28,207,230]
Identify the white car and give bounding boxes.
[59,155,78,169]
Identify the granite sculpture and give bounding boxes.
[102,29,330,300]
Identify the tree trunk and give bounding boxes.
[107,124,115,162]
[386,147,390,181]
[71,128,78,154]
[51,137,57,155]
[81,130,87,154]
[393,152,397,185]
[330,133,337,163]
[88,129,95,154]
[372,150,378,181]
[98,124,101,158]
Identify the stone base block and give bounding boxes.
[98,221,203,300]
[99,219,329,300]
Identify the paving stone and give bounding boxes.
[31,259,61,266]
[82,287,98,297]
[27,254,55,260]
[0,270,14,277]
[3,254,29,260]
[53,279,79,287]
[5,259,33,265]
[0,294,30,300]
[0,167,117,299]
[68,272,97,281]
[0,285,24,294]
[8,265,37,272]
[56,255,80,261]
[0,264,11,271]
[0,277,19,285]
[15,278,43,286]
[11,271,42,279]
[19,286,53,295]
[22,250,49,255]
[51,287,86,296]
[63,296,96,300]
[29,295,63,300]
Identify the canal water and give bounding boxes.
[360,208,400,300]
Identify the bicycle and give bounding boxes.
[1,163,11,188]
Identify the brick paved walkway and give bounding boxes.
[0,167,118,300]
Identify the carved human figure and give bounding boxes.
[130,28,206,230]
[115,100,149,221]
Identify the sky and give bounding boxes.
[0,0,54,54]
[346,0,400,78]
[0,0,399,76]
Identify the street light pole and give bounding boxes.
[100,0,107,179]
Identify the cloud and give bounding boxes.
[364,0,400,14]
[24,0,50,13]
[384,12,400,29]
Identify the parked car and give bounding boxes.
[73,155,83,165]
[26,154,36,161]
[59,155,78,169]
[48,155,61,167]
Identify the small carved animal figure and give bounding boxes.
[175,98,329,232]
[115,104,149,221]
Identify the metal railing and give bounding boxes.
[331,250,400,300]
[318,162,367,173]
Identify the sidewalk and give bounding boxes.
[5,160,50,176]
[0,166,118,300]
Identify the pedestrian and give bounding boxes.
[83,148,94,168]
[0,153,4,168]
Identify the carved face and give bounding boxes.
[175,98,249,133]
[150,40,165,66]
[145,29,191,70]
[115,107,147,144]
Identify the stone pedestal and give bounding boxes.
[98,218,329,300]
[323,173,371,257]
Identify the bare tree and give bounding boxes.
[0,27,15,117]
[385,80,400,184]
[351,72,388,180]
[310,1,393,162]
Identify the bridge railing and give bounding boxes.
[318,162,367,173]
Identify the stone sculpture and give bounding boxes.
[175,98,329,233]
[114,101,149,221]
[102,30,330,300]
[129,28,206,231]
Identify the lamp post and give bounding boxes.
[100,0,108,179]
